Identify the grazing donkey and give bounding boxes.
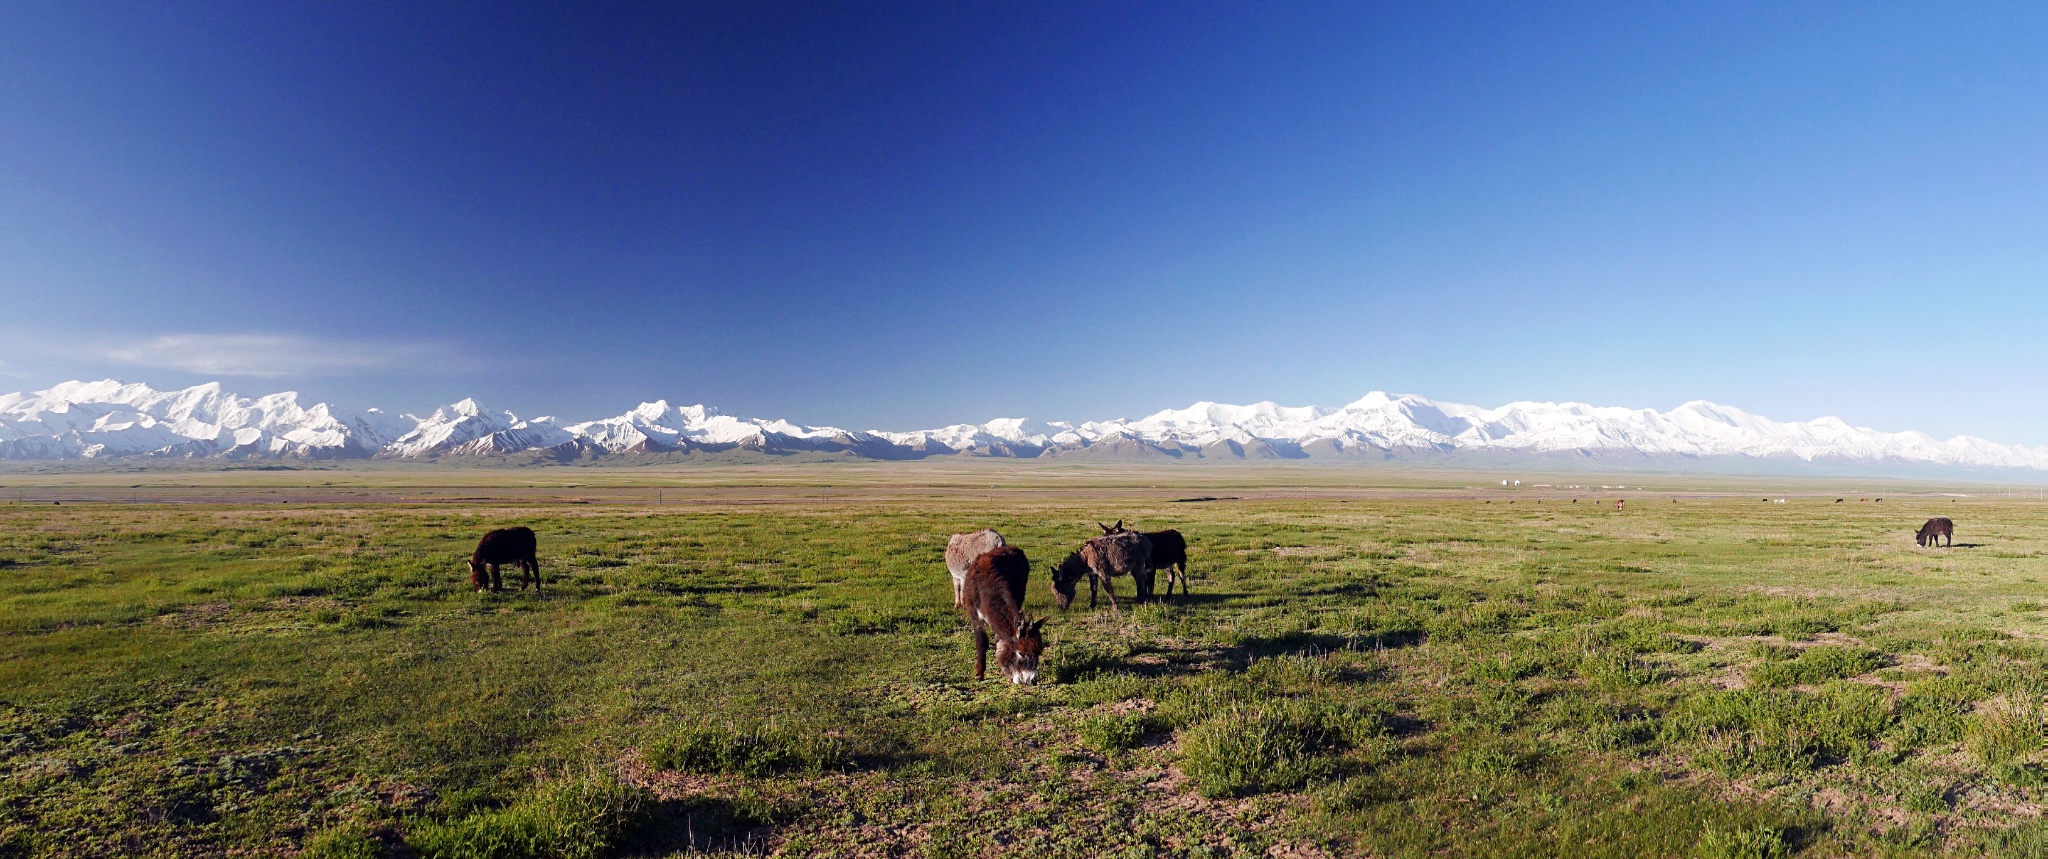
[944,528,1007,608]
[1099,520,1191,598]
[961,546,1047,684]
[470,527,540,593]
[1050,530,1152,611]
[1915,517,1954,548]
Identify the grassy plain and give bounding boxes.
[4,462,2048,857]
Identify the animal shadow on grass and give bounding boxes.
[1057,628,1426,681]
[1237,628,1425,660]
[624,796,779,857]
[1301,581,1379,599]
[1145,591,1235,608]
[1053,638,1246,683]
[640,581,787,597]
[1237,631,1358,659]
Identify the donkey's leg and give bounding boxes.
[1088,576,1099,609]
[1102,576,1120,612]
[974,626,989,681]
[531,557,541,592]
[490,563,504,592]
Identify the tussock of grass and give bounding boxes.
[1665,684,1890,774]
[303,824,381,859]
[1177,701,1380,797]
[406,771,650,859]
[1077,712,1150,754]
[1695,823,1788,859]
[1966,705,2046,769]
[1747,645,1889,688]
[643,723,850,776]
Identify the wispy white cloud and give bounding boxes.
[106,333,472,377]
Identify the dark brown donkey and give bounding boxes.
[1050,529,1152,611]
[470,527,540,592]
[961,546,1046,684]
[1915,517,1954,548]
[1100,520,1190,598]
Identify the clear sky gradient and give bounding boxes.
[3,3,2045,440]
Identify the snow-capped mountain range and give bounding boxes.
[2,379,2044,473]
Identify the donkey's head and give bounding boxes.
[1049,552,1088,610]
[467,557,488,591]
[1097,519,1126,535]
[1915,529,1929,547]
[996,616,1049,684]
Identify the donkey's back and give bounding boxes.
[963,545,1030,611]
[1083,531,1152,583]
[946,529,1007,606]
[474,526,537,563]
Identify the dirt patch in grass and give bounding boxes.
[154,602,233,629]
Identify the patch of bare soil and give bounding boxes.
[155,602,234,629]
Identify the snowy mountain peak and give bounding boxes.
[1,378,2044,472]
[444,398,488,419]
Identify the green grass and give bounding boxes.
[643,723,851,776]
[406,771,651,859]
[1176,700,1374,798]
[4,468,2048,856]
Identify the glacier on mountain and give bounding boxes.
[2,379,2045,473]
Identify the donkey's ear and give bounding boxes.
[1097,521,1110,533]
[1114,519,1124,531]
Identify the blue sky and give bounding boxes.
[3,2,2045,440]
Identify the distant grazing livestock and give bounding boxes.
[1051,530,1152,611]
[960,546,1046,684]
[945,529,1006,608]
[1835,499,1844,503]
[1615,499,1626,511]
[1915,518,1954,548]
[470,527,539,593]
[1100,521,1191,598]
